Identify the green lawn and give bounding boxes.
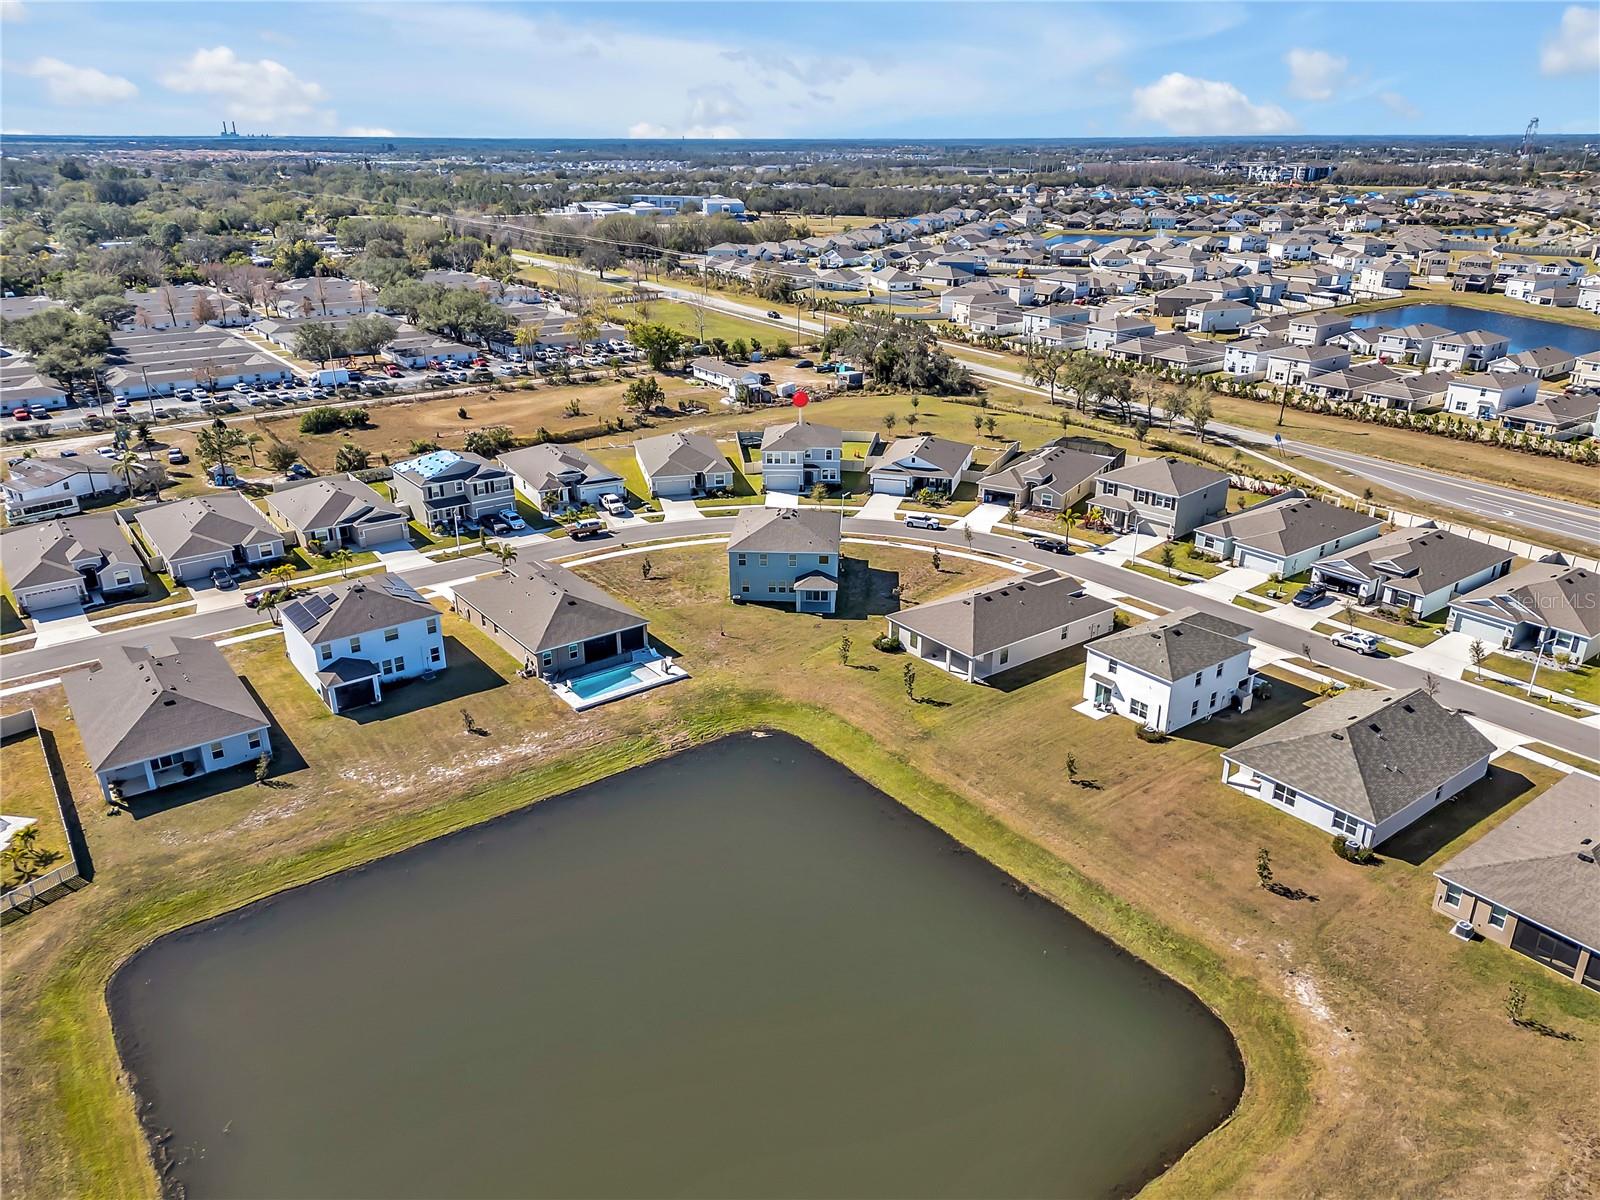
[1483,653,1600,705]
[1472,675,1590,717]
[1524,743,1600,775]
[1323,609,1444,648]
[0,730,72,890]
[1232,595,1272,613]
[1138,541,1227,579]
[1249,572,1310,601]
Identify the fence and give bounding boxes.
[1379,507,1600,574]
[0,709,88,924]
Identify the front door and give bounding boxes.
[1094,681,1112,707]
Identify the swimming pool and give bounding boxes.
[567,660,648,700]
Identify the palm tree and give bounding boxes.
[330,549,354,578]
[245,433,264,468]
[492,542,519,573]
[116,451,143,498]
[259,590,282,627]
[513,324,539,357]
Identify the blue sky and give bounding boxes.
[3,1,1597,139]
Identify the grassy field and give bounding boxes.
[1137,540,1228,579]
[0,730,72,889]
[613,296,809,348]
[1471,675,1590,717]
[1484,653,1600,705]
[3,542,1597,1200]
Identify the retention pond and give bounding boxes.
[111,732,1243,1199]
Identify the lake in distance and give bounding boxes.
[110,733,1243,1199]
[1348,303,1600,357]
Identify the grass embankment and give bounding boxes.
[3,543,1596,1200]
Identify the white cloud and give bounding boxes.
[1284,48,1349,101]
[1540,6,1600,76]
[344,125,396,137]
[21,57,138,105]
[1379,90,1420,119]
[159,46,328,124]
[1131,73,1295,135]
[1,1,26,22]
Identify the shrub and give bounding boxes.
[1135,727,1168,743]
[872,633,904,653]
[1331,835,1375,864]
[299,406,367,435]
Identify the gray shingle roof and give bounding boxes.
[870,435,975,481]
[1435,773,1599,951]
[137,493,279,563]
[1225,688,1494,825]
[1099,457,1229,497]
[633,432,726,480]
[1315,527,1513,598]
[1090,607,1252,681]
[760,420,843,453]
[63,636,269,773]
[281,575,436,644]
[1194,492,1381,559]
[497,444,622,494]
[453,562,644,655]
[727,506,842,555]
[1450,561,1600,640]
[978,443,1115,499]
[0,515,142,591]
[266,477,405,536]
[891,569,1114,656]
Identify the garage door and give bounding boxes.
[1450,611,1510,647]
[19,581,83,613]
[1237,549,1280,574]
[872,476,909,496]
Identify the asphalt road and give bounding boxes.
[632,273,1599,550]
[5,514,1594,760]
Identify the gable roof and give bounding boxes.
[498,444,622,493]
[1194,492,1381,558]
[1099,456,1230,497]
[871,435,974,480]
[1449,561,1600,640]
[137,493,278,563]
[1090,607,1252,681]
[1227,688,1494,825]
[453,562,645,655]
[891,569,1114,657]
[63,636,269,773]
[266,477,405,534]
[979,442,1116,498]
[1435,773,1599,952]
[0,514,142,592]
[280,574,436,644]
[760,420,843,453]
[1316,527,1513,597]
[727,506,842,555]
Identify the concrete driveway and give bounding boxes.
[1399,630,1478,678]
[764,490,801,509]
[657,498,705,521]
[951,502,1008,534]
[856,493,903,521]
[1189,566,1270,603]
[29,602,95,649]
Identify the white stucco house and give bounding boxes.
[1083,609,1256,734]
[280,575,447,715]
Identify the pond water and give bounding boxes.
[1348,303,1600,357]
[111,733,1243,1199]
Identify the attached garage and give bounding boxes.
[16,579,86,614]
[1449,609,1512,648]
[169,551,236,584]
[870,474,912,496]
[1236,548,1283,574]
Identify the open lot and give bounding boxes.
[2,539,1595,1200]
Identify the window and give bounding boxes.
[740,583,750,594]
[1129,698,1149,720]
[319,645,332,663]
[248,733,262,751]
[1060,626,1071,640]
[736,554,747,567]
[429,647,441,664]
[1271,781,1297,807]
[209,742,225,760]
[426,618,438,636]
[788,555,797,567]
[1331,811,1361,837]
[1106,660,1117,674]
[349,637,361,653]
[393,657,404,673]
[999,647,1009,665]
[1209,692,1217,708]
[382,659,393,675]
[1442,883,1462,908]
[1487,905,1508,930]
[1190,700,1199,717]
[758,554,768,567]
[818,555,830,565]
[1194,672,1203,686]
[1215,664,1224,677]
[385,627,400,643]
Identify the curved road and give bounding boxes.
[4,515,1594,759]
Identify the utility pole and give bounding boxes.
[139,366,157,420]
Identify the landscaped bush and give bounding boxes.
[1331,835,1376,864]
[299,405,368,435]
[873,633,904,653]
[1135,727,1168,743]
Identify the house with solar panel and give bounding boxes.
[280,575,446,714]
[389,449,515,533]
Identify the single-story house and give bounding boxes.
[1223,687,1492,849]
[1447,560,1599,662]
[1192,491,1383,578]
[63,636,271,800]
[890,568,1115,683]
[1311,527,1514,617]
[1083,608,1256,733]
[2,456,136,525]
[1432,773,1598,989]
[499,444,625,513]
[633,432,733,499]
[1497,391,1599,440]
[281,575,446,714]
[137,493,286,583]
[264,477,409,551]
[0,514,146,613]
[868,435,976,496]
[977,440,1121,511]
[453,561,651,680]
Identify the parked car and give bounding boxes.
[286,462,313,479]
[1330,630,1380,655]
[499,507,528,531]
[209,567,237,591]
[1291,583,1328,609]
[167,447,188,464]
[903,513,944,531]
[28,405,51,419]
[599,494,627,516]
[10,408,30,421]
[1029,536,1071,555]
[794,359,814,369]
[568,518,606,540]
[96,445,118,458]
[482,513,511,535]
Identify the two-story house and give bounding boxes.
[1428,330,1511,373]
[1375,323,1452,365]
[1092,458,1230,538]
[727,507,841,614]
[759,420,843,493]
[1224,687,1492,849]
[389,450,515,532]
[281,575,446,714]
[1083,609,1256,733]
[1443,371,1540,419]
[499,444,625,513]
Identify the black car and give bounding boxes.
[766,310,781,319]
[482,513,511,535]
[1292,583,1328,608]
[794,359,814,369]
[1028,536,1071,555]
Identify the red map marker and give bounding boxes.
[792,389,810,408]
